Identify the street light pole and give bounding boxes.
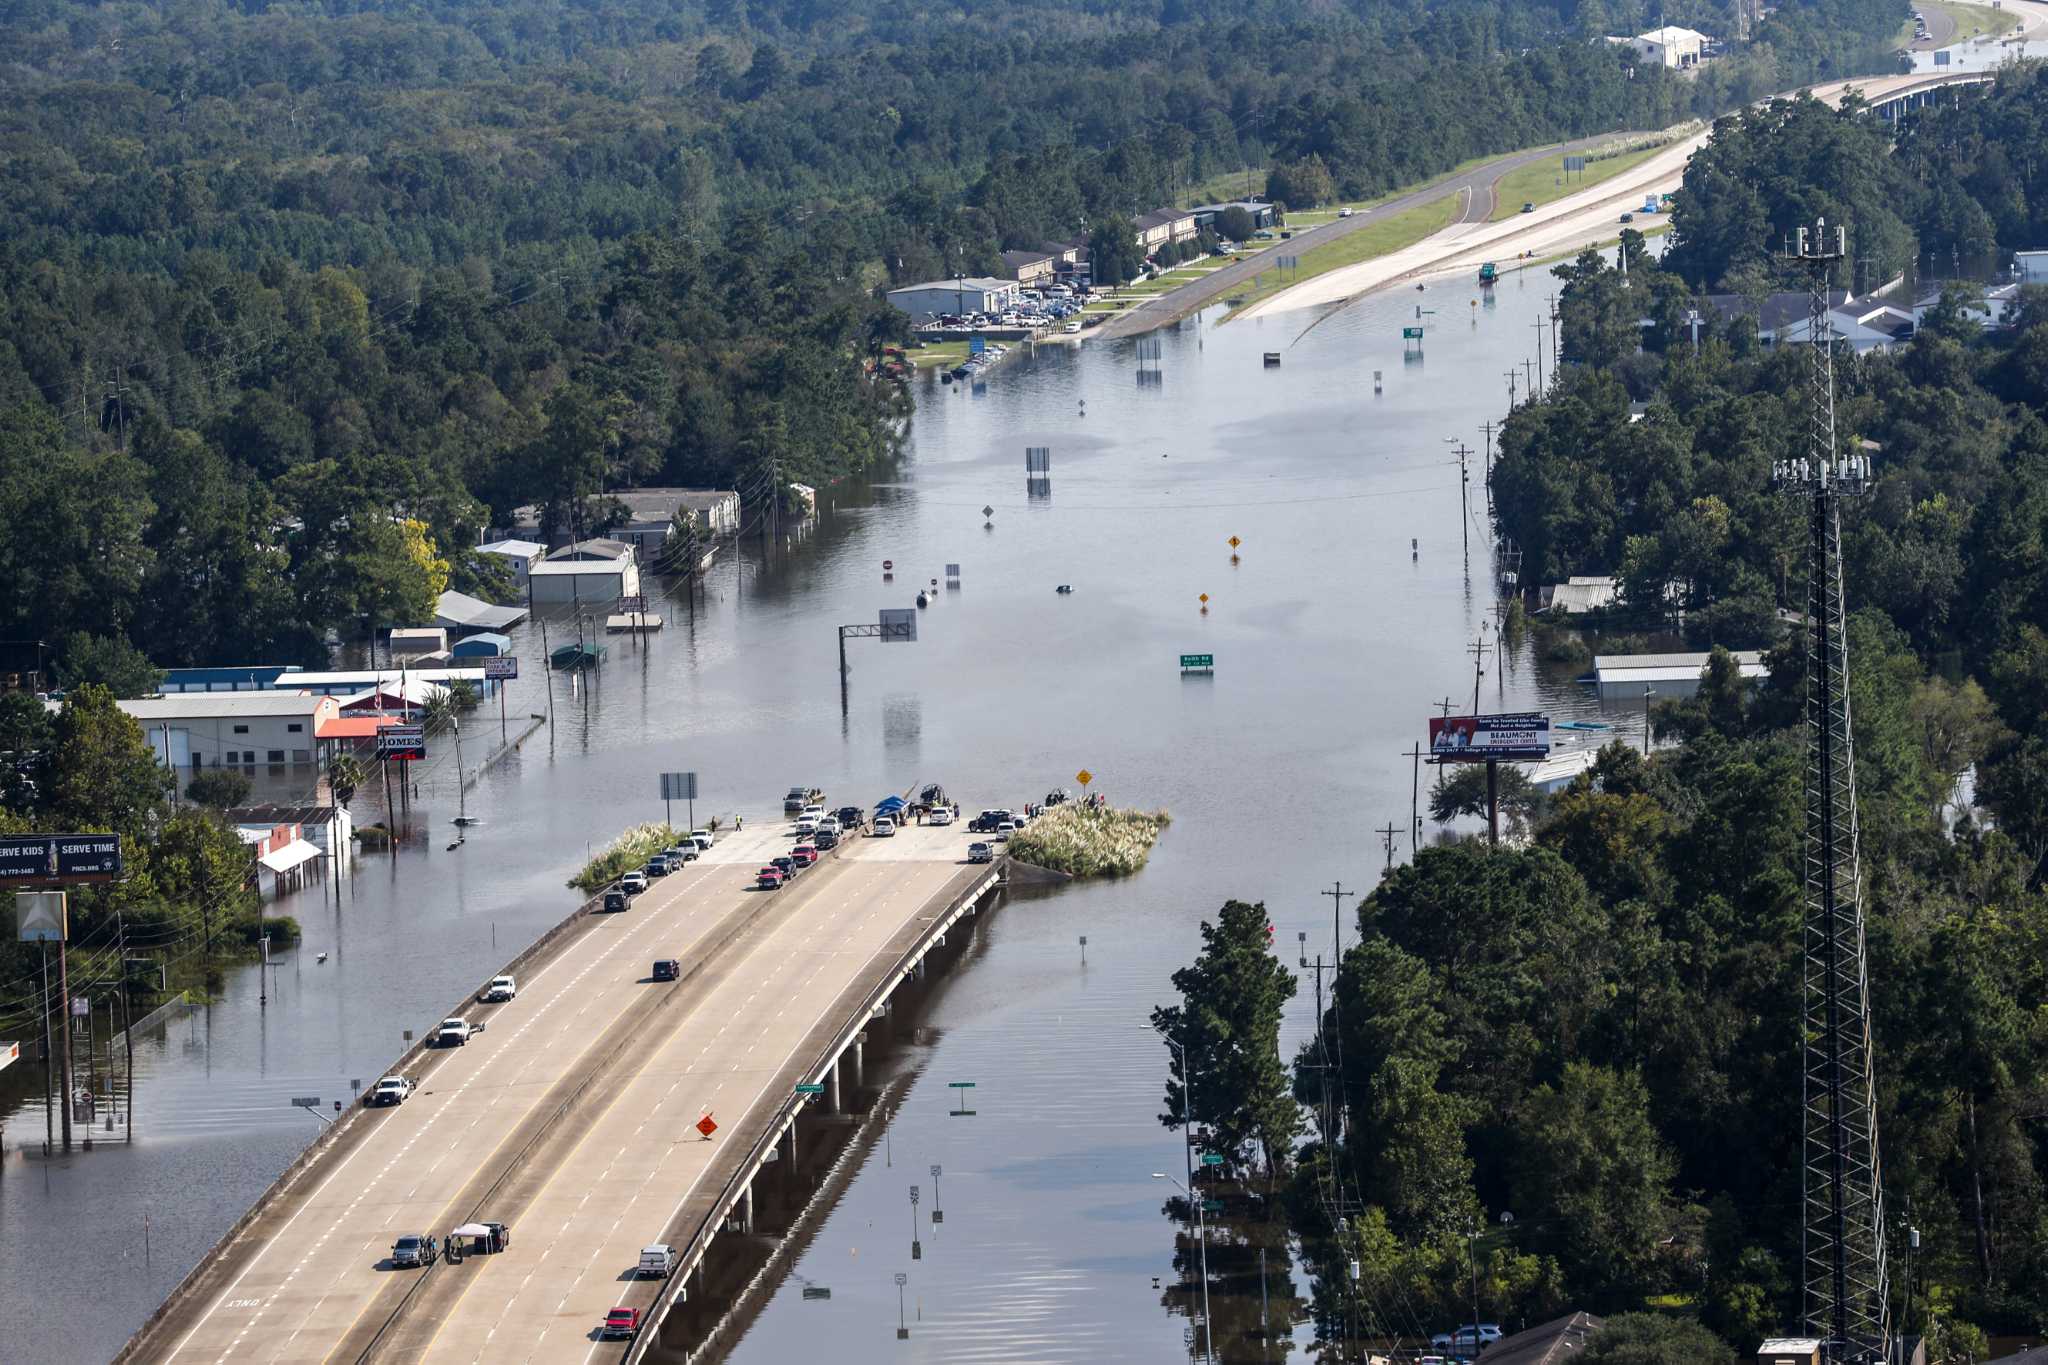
[1643,685,1656,754]
[1156,1172,1214,1364]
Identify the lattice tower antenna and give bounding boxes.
[1774,217,1891,1365]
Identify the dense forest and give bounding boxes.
[1148,71,2048,1362]
[0,0,1910,681]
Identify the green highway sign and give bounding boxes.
[948,1081,976,1089]
[1179,653,1213,670]
[1200,1153,1225,1166]
[795,1083,825,1095]
[1202,1200,1223,1213]
[1402,326,1424,339]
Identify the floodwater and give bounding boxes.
[1,269,1625,1364]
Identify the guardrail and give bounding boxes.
[624,858,1006,1364]
[115,879,615,1363]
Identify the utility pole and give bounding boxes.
[1778,217,1891,1365]
[57,925,73,1152]
[1452,442,1473,558]
[1532,317,1546,394]
[1521,357,1535,398]
[1505,368,1518,409]
[1405,742,1425,851]
[1377,822,1400,873]
[1321,882,1353,964]
[1480,420,1496,512]
[1468,631,1489,714]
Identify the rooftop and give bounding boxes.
[119,693,333,719]
[221,804,347,826]
[479,539,546,558]
[1594,649,1768,683]
[1477,1310,1605,1364]
[885,277,1015,296]
[436,590,528,632]
[541,538,633,562]
[602,488,740,525]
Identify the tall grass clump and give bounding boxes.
[1006,804,1171,877]
[570,822,680,892]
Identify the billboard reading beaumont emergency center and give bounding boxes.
[1429,712,1551,761]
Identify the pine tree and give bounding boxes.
[1153,899,1302,1173]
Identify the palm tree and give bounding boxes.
[326,752,364,812]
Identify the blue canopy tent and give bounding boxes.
[874,796,906,813]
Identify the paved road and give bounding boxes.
[1911,3,1958,49]
[134,816,985,1364]
[1088,131,1647,341]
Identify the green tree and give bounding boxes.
[1514,1064,1679,1301]
[45,684,171,840]
[54,631,163,699]
[1153,899,1301,1173]
[1267,155,1335,209]
[1087,214,1145,287]
[1217,205,1256,241]
[185,769,252,809]
[1581,1312,1737,1363]
[325,753,364,812]
[1428,762,1542,838]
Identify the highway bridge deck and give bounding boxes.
[125,817,997,1364]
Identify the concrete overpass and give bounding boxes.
[122,815,1005,1363]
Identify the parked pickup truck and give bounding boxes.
[366,1075,414,1106]
[435,1017,480,1047]
[783,785,824,812]
[478,975,516,1003]
[639,1244,679,1278]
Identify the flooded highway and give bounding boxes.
[2,274,1625,1363]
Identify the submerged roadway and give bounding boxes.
[128,815,991,1363]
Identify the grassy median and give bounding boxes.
[1486,143,1670,222]
[1222,195,1460,317]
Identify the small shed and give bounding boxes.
[451,632,512,659]
[436,590,527,634]
[528,540,641,606]
[387,627,448,658]
[1756,1340,1822,1365]
[1591,650,1767,703]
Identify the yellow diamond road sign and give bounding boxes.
[1076,769,1092,787]
[1228,536,1241,548]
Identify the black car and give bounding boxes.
[771,855,797,877]
[603,890,628,913]
[653,959,680,982]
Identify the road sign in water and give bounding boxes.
[1200,1153,1225,1166]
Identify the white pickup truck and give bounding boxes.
[436,1017,482,1047]
[367,1076,414,1107]
[478,975,516,1003]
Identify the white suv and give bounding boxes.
[479,975,516,1003]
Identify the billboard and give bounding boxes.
[482,656,518,680]
[1429,712,1551,761]
[659,771,698,801]
[1,834,122,888]
[377,726,427,760]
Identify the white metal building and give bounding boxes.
[1593,650,1767,703]
[1630,25,1709,67]
[528,539,642,605]
[884,278,1019,318]
[2017,250,2048,284]
[479,539,546,587]
[120,694,341,770]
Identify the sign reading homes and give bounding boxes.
[0,833,124,888]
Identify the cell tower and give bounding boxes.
[1773,219,1891,1364]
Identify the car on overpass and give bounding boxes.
[602,1306,642,1339]
[757,866,785,890]
[478,975,516,1003]
[389,1234,438,1268]
[366,1075,414,1106]
[435,1017,479,1047]
[653,958,681,982]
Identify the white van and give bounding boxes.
[639,1244,678,1278]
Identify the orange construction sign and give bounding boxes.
[696,1113,717,1139]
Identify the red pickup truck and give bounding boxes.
[601,1306,640,1339]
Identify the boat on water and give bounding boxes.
[549,642,606,670]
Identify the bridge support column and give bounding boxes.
[741,1179,754,1233]
[783,1123,798,1166]
[852,1039,864,1088]
[827,1056,841,1114]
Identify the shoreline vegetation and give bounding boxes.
[570,822,689,892]
[1007,804,1171,877]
